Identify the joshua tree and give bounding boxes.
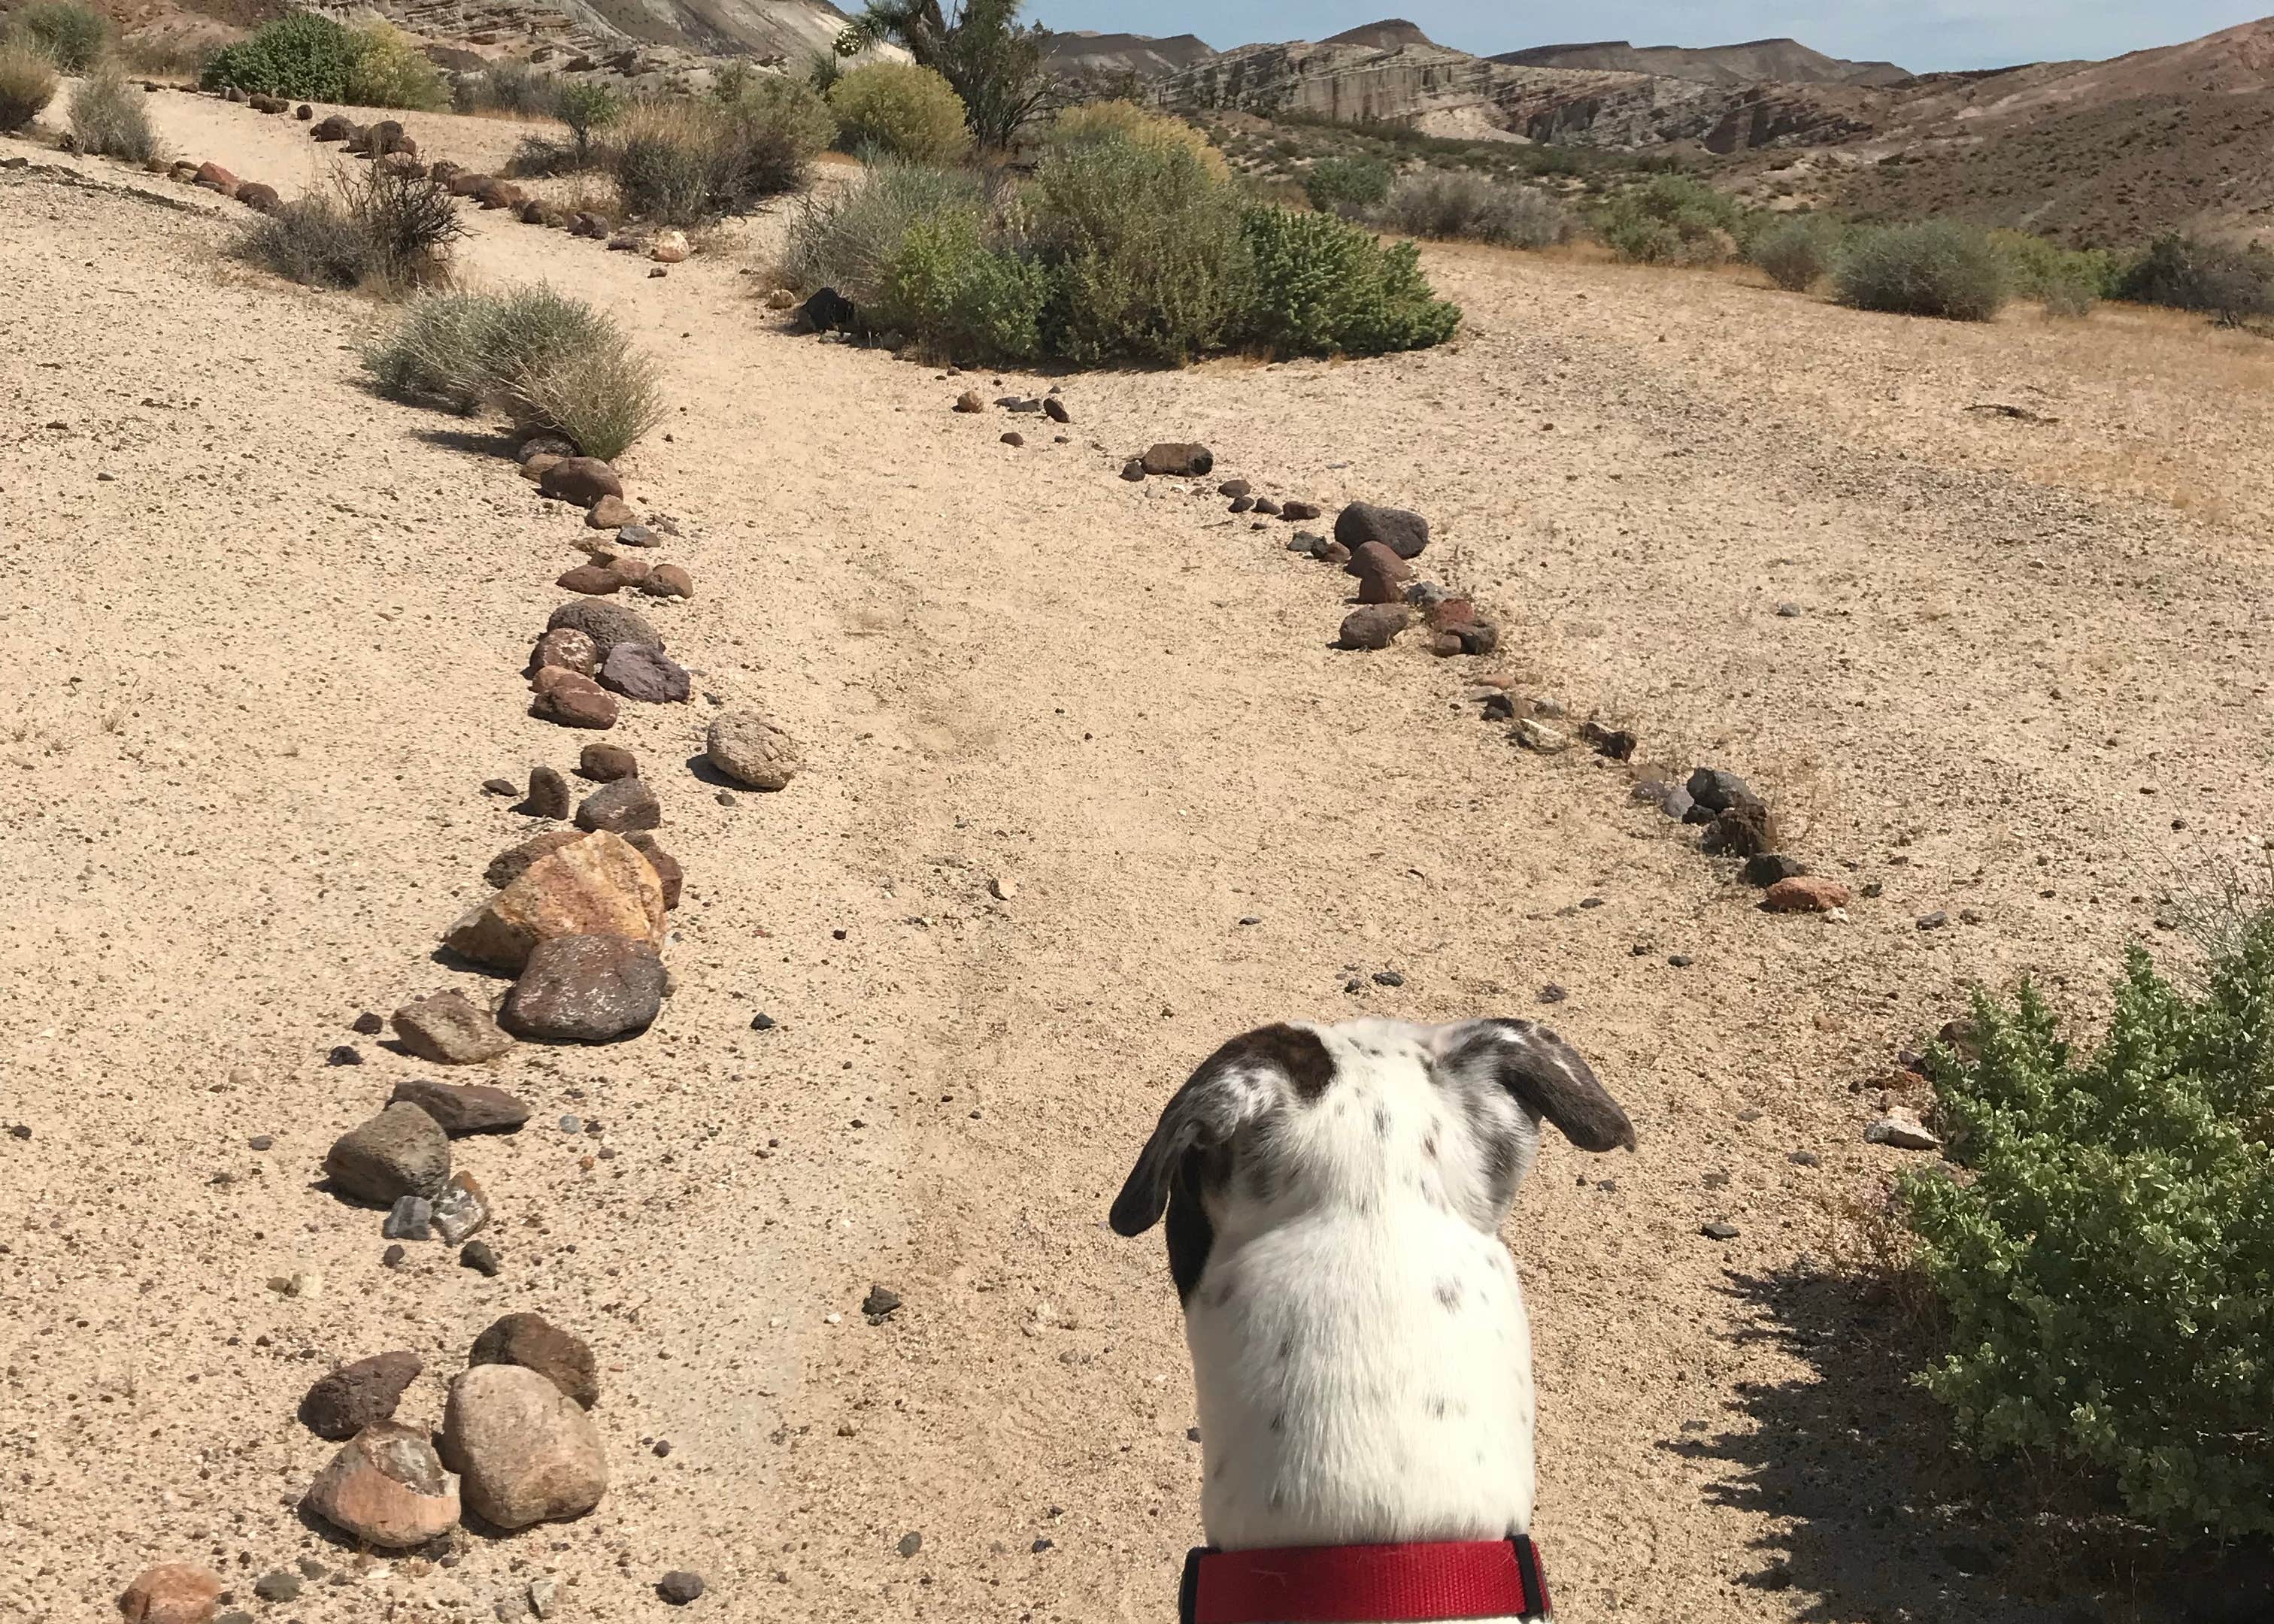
[838,0,1057,149]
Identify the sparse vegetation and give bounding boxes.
[781,134,1462,366]
[1991,229,2116,317]
[233,165,462,293]
[68,60,163,162]
[0,39,59,133]
[1596,174,1747,266]
[203,15,443,109]
[1302,155,1393,217]
[1046,98,1227,180]
[1372,170,1572,249]
[362,285,666,459]
[827,60,969,164]
[453,60,559,117]
[604,77,834,226]
[1748,215,1841,291]
[1902,912,2274,1538]
[2117,233,2274,326]
[5,1,107,74]
[1835,219,2009,321]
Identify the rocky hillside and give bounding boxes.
[1045,28,1215,80]
[1493,37,1911,89]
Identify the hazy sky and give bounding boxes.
[1023,2,2267,72]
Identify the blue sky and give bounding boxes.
[1023,2,2269,72]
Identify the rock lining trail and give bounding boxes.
[6,87,2271,1624]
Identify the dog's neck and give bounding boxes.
[1184,1189,1536,1552]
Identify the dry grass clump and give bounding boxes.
[0,38,60,132]
[604,77,834,227]
[1375,169,1572,250]
[5,0,106,72]
[68,61,164,162]
[362,285,666,460]
[232,165,463,294]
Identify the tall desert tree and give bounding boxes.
[838,0,1057,149]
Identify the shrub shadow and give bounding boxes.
[408,423,521,459]
[1676,1265,2118,1624]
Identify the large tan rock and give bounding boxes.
[443,832,662,972]
[393,989,515,1064]
[303,1423,462,1549]
[441,1364,608,1529]
[117,1564,222,1622]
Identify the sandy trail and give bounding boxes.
[3,92,2269,1624]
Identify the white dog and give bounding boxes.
[1112,1017,1635,1624]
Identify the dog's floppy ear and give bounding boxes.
[1109,1023,1333,1236]
[1436,1018,1636,1153]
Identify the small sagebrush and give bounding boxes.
[1748,215,1840,292]
[362,286,666,460]
[1303,155,1393,217]
[605,77,833,226]
[0,39,59,133]
[68,62,164,163]
[1239,205,1460,356]
[1375,169,1570,249]
[342,23,447,114]
[1047,99,1228,180]
[233,165,462,293]
[1597,174,1745,266]
[828,61,969,164]
[781,156,988,307]
[6,0,107,73]
[1835,220,2007,321]
[2117,233,2274,326]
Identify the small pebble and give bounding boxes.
[382,1244,406,1268]
[1032,1538,1054,1553]
[1790,1150,1821,1167]
[652,1438,672,1457]
[717,791,736,807]
[750,1013,776,1031]
[1343,978,1363,994]
[382,1195,433,1241]
[1667,954,1692,968]
[559,1114,582,1132]
[657,1571,706,1605]
[1238,915,1260,926]
[897,1532,923,1558]
[253,1571,302,1603]
[351,1011,384,1035]
[247,1135,274,1151]
[1701,1220,1739,1241]
[1539,983,1567,1003]
[1917,910,1951,930]
[483,777,517,796]
[1372,970,1404,987]
[461,1240,501,1276]
[327,1046,362,1066]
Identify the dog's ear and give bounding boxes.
[1108,1023,1334,1236]
[1436,1018,1636,1153]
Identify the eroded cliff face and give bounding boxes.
[1156,38,1884,151]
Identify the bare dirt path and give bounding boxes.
[3,93,2268,1624]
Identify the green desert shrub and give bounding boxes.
[1027,132,1249,365]
[1597,173,1745,265]
[1238,205,1460,356]
[1901,914,2274,1538]
[1302,155,1393,217]
[1748,214,1841,291]
[1046,98,1227,180]
[1375,169,1571,248]
[68,60,163,162]
[0,39,60,132]
[6,0,107,73]
[362,285,665,459]
[2116,232,2274,326]
[233,164,462,292]
[1835,219,2007,320]
[781,156,988,305]
[555,80,620,166]
[872,209,1049,358]
[203,14,359,100]
[343,23,447,112]
[828,60,969,163]
[605,77,832,226]
[1991,229,2114,317]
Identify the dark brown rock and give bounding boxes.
[529,626,598,678]
[1334,501,1430,559]
[468,1312,599,1408]
[531,672,619,730]
[1228,495,1254,513]
[624,832,681,910]
[1217,479,1251,498]
[444,169,491,197]
[301,1351,421,1440]
[311,114,353,141]
[1281,500,1323,521]
[575,777,661,834]
[1251,497,1281,517]
[587,494,635,530]
[1701,800,1778,859]
[518,434,575,463]
[388,1079,531,1136]
[538,458,622,507]
[235,180,282,214]
[1119,459,1145,481]
[325,1103,450,1204]
[547,600,660,658]
[1345,541,1414,605]
[501,935,666,1044]
[1000,431,1024,447]
[635,563,693,600]
[579,743,637,782]
[1043,396,1070,424]
[1579,720,1638,761]
[1140,442,1212,477]
[526,765,572,820]
[556,563,620,595]
[598,643,690,704]
[1336,604,1410,651]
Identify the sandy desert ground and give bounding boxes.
[3,89,2270,1624]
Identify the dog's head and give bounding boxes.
[1110,1017,1634,1301]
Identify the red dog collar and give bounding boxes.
[1180,1535,1551,1622]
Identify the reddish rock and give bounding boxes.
[519,453,560,484]
[531,673,619,730]
[1427,597,1477,631]
[117,1564,223,1623]
[444,830,666,971]
[556,563,621,595]
[539,458,623,507]
[1345,541,1414,605]
[624,832,681,909]
[635,564,693,600]
[303,1422,460,1549]
[1140,442,1212,477]
[529,626,598,677]
[1336,604,1410,651]
[602,554,650,586]
[192,162,238,197]
[1764,877,1852,914]
[234,180,282,213]
[1281,500,1323,521]
[587,495,636,529]
[579,743,638,782]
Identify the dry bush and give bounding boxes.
[605,77,832,226]
[70,62,164,162]
[1835,220,2008,322]
[0,39,59,132]
[1375,169,1572,250]
[6,0,106,72]
[232,165,462,293]
[362,285,666,460]
[828,60,969,164]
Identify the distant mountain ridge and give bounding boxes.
[1491,36,1912,88]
